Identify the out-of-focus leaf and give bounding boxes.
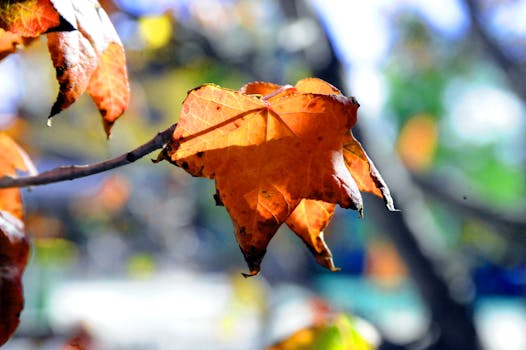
[160,78,394,276]
[0,133,37,219]
[397,114,437,172]
[0,0,60,37]
[0,28,23,60]
[267,314,375,350]
[61,324,94,350]
[366,239,407,287]
[0,133,34,346]
[0,211,29,346]
[138,14,173,49]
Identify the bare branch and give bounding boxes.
[464,0,526,103]
[0,124,177,189]
[413,173,526,244]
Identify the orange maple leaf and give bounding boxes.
[0,133,35,346]
[160,78,395,276]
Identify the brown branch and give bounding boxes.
[464,0,526,103]
[0,124,177,189]
[412,173,526,244]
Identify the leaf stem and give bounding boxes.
[0,124,177,189]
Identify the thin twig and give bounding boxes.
[0,124,177,189]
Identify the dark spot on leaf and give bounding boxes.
[317,136,323,141]
[196,151,204,158]
[238,227,246,236]
[56,66,65,78]
[311,191,323,199]
[257,218,278,233]
[181,161,189,170]
[100,109,107,117]
[213,190,224,206]
[216,106,221,111]
[324,190,335,200]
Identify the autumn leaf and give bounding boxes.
[0,133,35,346]
[46,0,129,136]
[397,113,438,172]
[87,41,130,136]
[0,0,129,136]
[0,28,24,60]
[0,0,60,37]
[285,200,338,271]
[61,324,94,350]
[160,78,395,276]
[47,30,98,117]
[294,78,394,209]
[0,212,29,346]
[267,314,375,350]
[286,78,395,271]
[239,79,394,272]
[0,133,37,219]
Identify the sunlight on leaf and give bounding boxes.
[0,0,60,37]
[160,78,395,276]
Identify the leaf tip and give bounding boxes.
[103,119,114,139]
[315,255,341,272]
[241,270,260,278]
[238,243,265,278]
[48,99,63,121]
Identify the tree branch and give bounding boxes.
[463,0,526,103]
[0,124,177,189]
[413,173,526,243]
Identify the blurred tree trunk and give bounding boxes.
[279,1,482,349]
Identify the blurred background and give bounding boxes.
[1,0,526,349]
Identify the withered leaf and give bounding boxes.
[0,133,37,219]
[87,42,130,136]
[0,0,60,37]
[46,0,129,136]
[0,212,29,346]
[161,78,394,275]
[0,28,24,60]
[0,133,34,346]
[0,0,129,136]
